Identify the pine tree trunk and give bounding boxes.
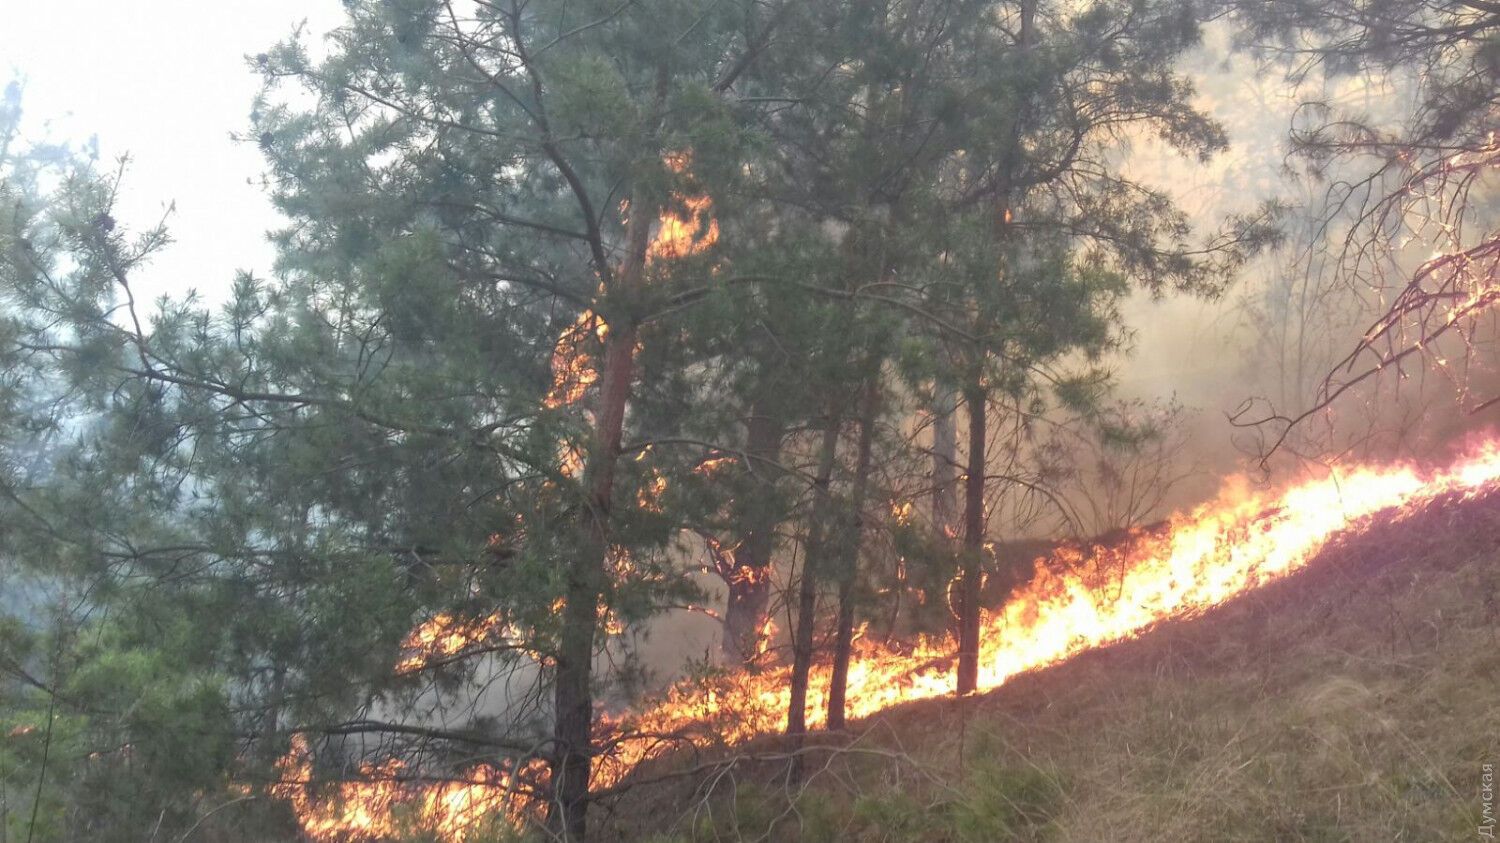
[827,575,857,730]
[956,386,986,696]
[549,197,651,842]
[951,0,1028,701]
[785,414,841,771]
[552,540,602,842]
[828,385,879,731]
[950,0,1028,703]
[721,402,785,664]
[551,322,636,840]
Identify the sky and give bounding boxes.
[0,0,344,302]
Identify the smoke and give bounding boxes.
[1110,21,1497,513]
[309,18,1500,779]
[618,23,1492,685]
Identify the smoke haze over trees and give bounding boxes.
[0,1,1495,840]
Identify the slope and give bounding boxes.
[597,485,1500,841]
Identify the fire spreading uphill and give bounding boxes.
[272,441,1500,840]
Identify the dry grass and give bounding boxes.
[591,489,1500,842]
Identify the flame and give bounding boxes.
[891,500,914,525]
[647,151,719,264]
[695,455,736,475]
[558,441,586,479]
[272,736,538,842]
[544,310,609,410]
[276,441,1500,839]
[646,193,718,263]
[754,615,779,659]
[727,564,770,586]
[544,152,718,412]
[637,470,670,512]
[605,441,1500,756]
[395,612,509,675]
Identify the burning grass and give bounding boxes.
[598,484,1500,841]
[273,445,1500,840]
[590,446,1500,780]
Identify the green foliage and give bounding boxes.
[0,0,1286,836]
[844,759,1068,843]
[693,754,1068,842]
[949,758,1068,842]
[851,790,942,842]
[1,611,240,841]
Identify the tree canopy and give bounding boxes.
[0,1,1289,840]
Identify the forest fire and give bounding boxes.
[611,440,1500,743]
[278,440,1500,839]
[395,612,511,675]
[271,735,541,842]
[12,0,1500,839]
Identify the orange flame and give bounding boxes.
[754,615,779,659]
[544,152,718,412]
[277,441,1500,839]
[695,455,736,475]
[646,193,718,263]
[272,736,539,842]
[606,440,1500,756]
[395,612,510,675]
[544,310,609,410]
[646,151,719,264]
[890,500,915,525]
[637,471,670,512]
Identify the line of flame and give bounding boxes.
[599,441,1500,772]
[278,440,1500,837]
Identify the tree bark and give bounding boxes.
[828,384,879,731]
[551,324,637,840]
[552,536,603,842]
[932,388,962,643]
[956,386,986,696]
[548,197,652,842]
[785,414,842,769]
[721,401,785,664]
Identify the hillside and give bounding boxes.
[595,487,1500,842]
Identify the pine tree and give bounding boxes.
[877,0,1279,694]
[0,2,1282,838]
